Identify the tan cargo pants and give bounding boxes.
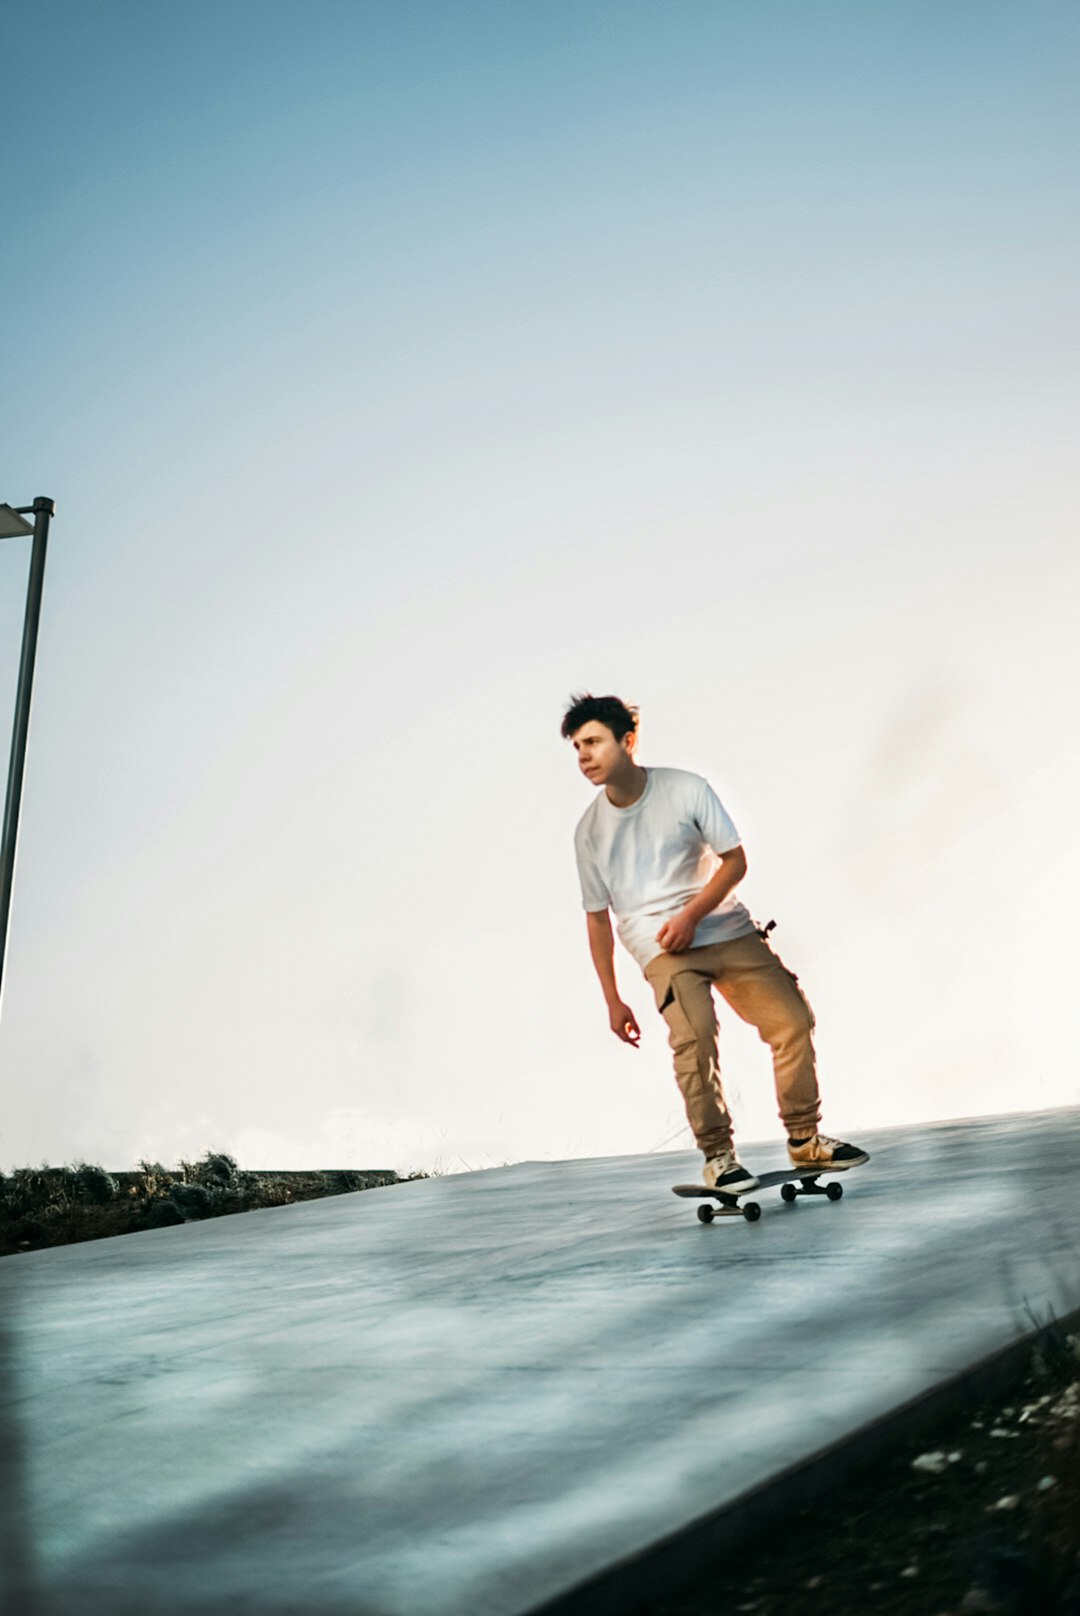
[642,931,821,1158]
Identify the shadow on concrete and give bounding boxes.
[2,1109,1078,1616]
[0,1312,45,1616]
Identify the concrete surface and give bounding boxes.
[1,1108,1078,1616]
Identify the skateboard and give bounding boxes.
[672,1167,851,1224]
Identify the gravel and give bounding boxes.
[651,1331,1080,1616]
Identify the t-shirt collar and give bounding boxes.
[604,765,651,814]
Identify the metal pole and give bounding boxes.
[0,496,55,1018]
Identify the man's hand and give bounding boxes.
[608,1001,641,1046]
[656,911,697,954]
[585,912,638,1044]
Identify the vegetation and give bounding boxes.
[0,1152,415,1255]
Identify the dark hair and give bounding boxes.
[560,692,639,742]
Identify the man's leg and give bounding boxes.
[643,955,733,1158]
[708,933,821,1139]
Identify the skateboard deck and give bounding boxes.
[672,1165,859,1224]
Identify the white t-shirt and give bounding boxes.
[574,766,757,971]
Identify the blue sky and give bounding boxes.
[2,0,1078,1171]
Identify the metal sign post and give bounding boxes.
[0,496,56,1019]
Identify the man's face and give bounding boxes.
[570,720,634,786]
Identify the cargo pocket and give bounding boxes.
[644,961,677,1014]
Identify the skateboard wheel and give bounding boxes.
[742,1202,762,1222]
[780,1182,797,1203]
[697,1204,715,1224]
[826,1182,843,1201]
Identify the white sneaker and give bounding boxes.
[703,1149,760,1194]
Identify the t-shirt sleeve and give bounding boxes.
[694,776,742,855]
[574,823,611,912]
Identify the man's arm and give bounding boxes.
[655,844,748,955]
[585,910,641,1046]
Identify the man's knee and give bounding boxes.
[754,959,815,1039]
[784,996,815,1038]
[772,958,816,1029]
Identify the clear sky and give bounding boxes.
[2,0,1078,1173]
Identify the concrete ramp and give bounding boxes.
[1,1109,1078,1616]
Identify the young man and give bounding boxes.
[564,692,868,1193]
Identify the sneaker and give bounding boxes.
[703,1149,760,1194]
[787,1132,869,1172]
